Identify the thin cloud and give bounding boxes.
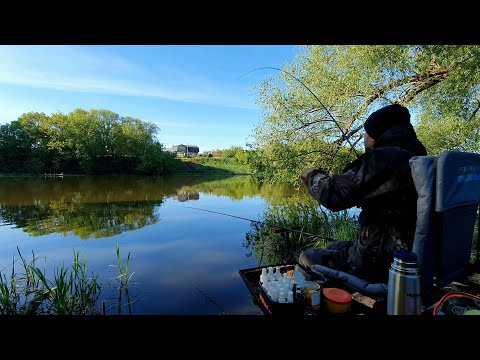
[0,46,258,110]
[153,120,250,131]
[154,121,194,129]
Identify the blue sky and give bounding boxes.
[0,45,299,152]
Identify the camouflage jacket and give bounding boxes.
[306,125,427,283]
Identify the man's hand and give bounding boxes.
[300,168,315,186]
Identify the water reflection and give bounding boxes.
[0,175,297,240]
[0,175,330,314]
[173,191,200,202]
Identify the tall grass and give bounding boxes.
[0,244,138,315]
[0,247,101,315]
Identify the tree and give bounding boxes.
[0,109,177,176]
[250,45,480,184]
[0,121,34,173]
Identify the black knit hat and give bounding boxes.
[364,104,411,140]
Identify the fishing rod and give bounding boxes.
[176,205,336,242]
[239,66,360,159]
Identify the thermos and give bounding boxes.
[387,250,422,315]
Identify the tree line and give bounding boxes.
[0,109,177,175]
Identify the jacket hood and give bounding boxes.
[372,123,427,156]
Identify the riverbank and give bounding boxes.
[173,157,251,175]
[0,158,252,177]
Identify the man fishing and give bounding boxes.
[298,104,427,283]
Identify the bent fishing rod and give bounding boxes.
[239,66,360,159]
[176,205,336,242]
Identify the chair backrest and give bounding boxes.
[410,151,480,294]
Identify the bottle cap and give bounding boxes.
[394,250,417,262]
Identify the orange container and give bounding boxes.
[323,288,352,314]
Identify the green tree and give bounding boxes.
[250,45,480,184]
[0,109,177,176]
[222,145,241,158]
[16,112,53,173]
[136,141,177,175]
[0,121,33,173]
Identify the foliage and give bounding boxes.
[249,45,480,184]
[208,146,250,164]
[247,138,355,186]
[416,113,480,155]
[136,142,177,175]
[0,109,176,176]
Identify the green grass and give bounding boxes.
[0,247,101,315]
[0,244,137,315]
[172,157,251,175]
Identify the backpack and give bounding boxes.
[433,292,480,315]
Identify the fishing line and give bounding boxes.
[176,205,335,242]
[191,283,228,315]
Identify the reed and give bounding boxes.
[0,247,101,315]
[113,242,134,288]
[106,242,137,315]
[0,243,141,315]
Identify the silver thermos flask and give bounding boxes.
[387,250,422,315]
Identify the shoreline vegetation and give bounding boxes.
[0,109,255,179]
[0,157,252,177]
[173,157,251,175]
[0,243,134,315]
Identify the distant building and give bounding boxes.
[169,144,200,157]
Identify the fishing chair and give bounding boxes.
[304,150,480,309]
[411,150,480,306]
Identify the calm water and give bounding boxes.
[0,175,310,315]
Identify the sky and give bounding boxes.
[0,45,300,152]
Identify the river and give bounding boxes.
[0,174,317,315]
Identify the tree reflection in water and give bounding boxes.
[0,175,296,240]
